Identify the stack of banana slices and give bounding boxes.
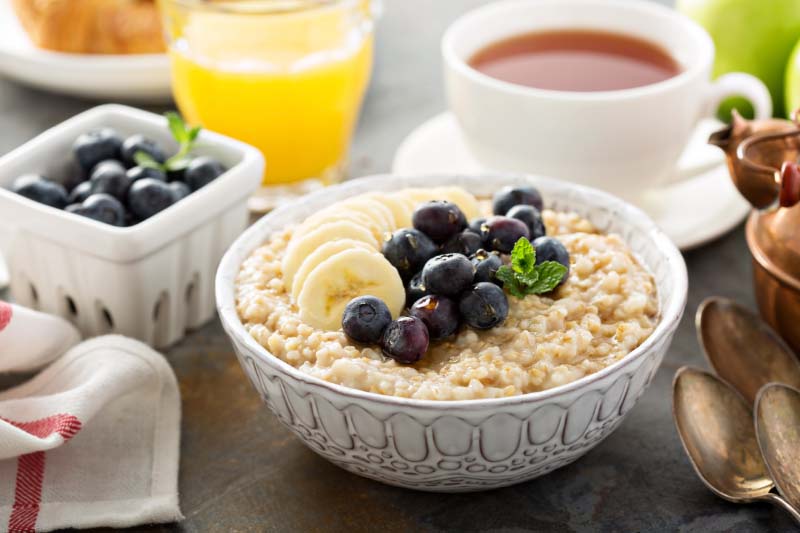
[282,187,482,330]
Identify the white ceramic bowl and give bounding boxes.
[0,104,264,348]
[216,174,687,492]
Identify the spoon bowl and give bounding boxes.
[673,367,773,501]
[696,297,800,404]
[756,383,800,511]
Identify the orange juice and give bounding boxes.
[163,1,374,186]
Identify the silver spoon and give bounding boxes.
[756,383,800,516]
[672,367,800,523]
[696,297,800,404]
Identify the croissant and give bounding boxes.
[12,0,165,54]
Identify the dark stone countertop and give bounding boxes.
[0,0,793,530]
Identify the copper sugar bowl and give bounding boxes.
[709,110,800,353]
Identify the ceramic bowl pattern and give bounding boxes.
[216,174,688,492]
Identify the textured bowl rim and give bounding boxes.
[216,173,688,409]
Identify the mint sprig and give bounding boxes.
[134,112,201,172]
[496,237,567,298]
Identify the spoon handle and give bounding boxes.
[762,492,800,524]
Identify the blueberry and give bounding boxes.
[168,181,192,202]
[470,249,503,285]
[121,134,166,167]
[67,180,92,204]
[412,200,467,244]
[485,216,530,253]
[492,185,544,215]
[459,282,509,329]
[406,272,429,307]
[532,236,570,284]
[409,295,459,340]
[507,205,546,240]
[90,160,130,200]
[467,217,488,235]
[70,193,126,226]
[380,316,429,364]
[342,296,393,344]
[382,228,438,281]
[72,128,122,173]
[11,174,68,208]
[421,253,475,297]
[127,178,175,220]
[166,167,186,183]
[441,230,483,256]
[127,165,166,184]
[184,156,226,191]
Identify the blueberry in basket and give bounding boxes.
[89,160,130,200]
[121,134,166,168]
[72,128,122,173]
[11,174,68,208]
[66,193,126,226]
[6,112,228,227]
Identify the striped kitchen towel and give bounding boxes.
[0,302,182,532]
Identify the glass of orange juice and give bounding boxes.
[158,0,375,210]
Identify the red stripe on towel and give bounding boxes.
[5,414,82,533]
[0,302,11,332]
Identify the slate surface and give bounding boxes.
[0,0,792,530]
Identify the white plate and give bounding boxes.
[0,0,171,102]
[392,112,751,251]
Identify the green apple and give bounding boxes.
[678,0,800,118]
[785,37,800,117]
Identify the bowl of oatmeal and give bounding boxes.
[216,174,687,492]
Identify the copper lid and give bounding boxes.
[710,112,800,288]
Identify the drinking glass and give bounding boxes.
[158,0,375,210]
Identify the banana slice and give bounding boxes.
[283,221,378,288]
[339,196,396,233]
[401,188,437,209]
[433,186,482,219]
[297,208,385,243]
[360,192,408,229]
[291,239,374,301]
[297,248,405,331]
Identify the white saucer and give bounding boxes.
[0,0,171,102]
[392,112,751,251]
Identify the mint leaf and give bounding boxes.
[510,237,535,274]
[134,150,162,170]
[166,111,188,143]
[164,155,192,171]
[497,237,569,298]
[187,126,201,143]
[496,266,527,298]
[525,261,567,294]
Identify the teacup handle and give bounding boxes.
[671,72,773,183]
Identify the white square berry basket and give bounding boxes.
[0,104,264,348]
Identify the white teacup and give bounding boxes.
[442,0,772,203]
